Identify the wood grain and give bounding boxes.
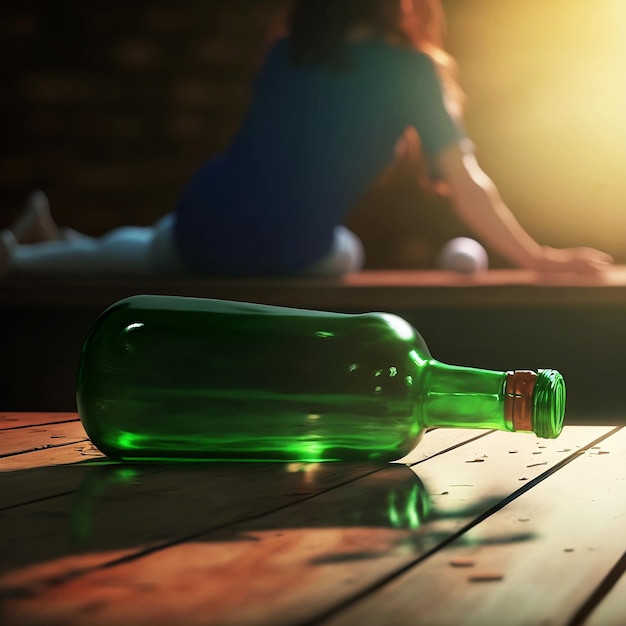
[397,428,492,466]
[1,464,105,511]
[0,462,381,577]
[0,426,611,626]
[0,428,485,574]
[0,422,487,502]
[0,413,79,431]
[323,427,626,626]
[0,421,89,458]
[0,440,103,473]
[582,552,626,626]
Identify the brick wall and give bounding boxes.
[1,0,461,269]
[1,1,286,233]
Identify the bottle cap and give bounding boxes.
[533,369,566,439]
[505,370,565,439]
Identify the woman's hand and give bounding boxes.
[436,145,615,275]
[529,246,613,274]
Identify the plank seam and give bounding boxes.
[0,439,89,459]
[408,430,494,466]
[3,428,597,599]
[302,425,624,626]
[0,491,78,512]
[2,430,487,593]
[567,548,626,626]
[0,418,80,432]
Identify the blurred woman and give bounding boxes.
[0,0,612,276]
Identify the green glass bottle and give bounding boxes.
[76,295,565,462]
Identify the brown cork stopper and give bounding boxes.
[504,370,538,432]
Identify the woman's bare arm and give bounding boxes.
[434,144,613,273]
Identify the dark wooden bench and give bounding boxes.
[2,268,626,416]
[2,267,626,310]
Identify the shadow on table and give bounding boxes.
[0,459,535,593]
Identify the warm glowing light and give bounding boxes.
[286,462,322,474]
[450,0,626,255]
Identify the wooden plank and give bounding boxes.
[0,462,109,511]
[584,558,626,626]
[0,425,486,508]
[0,413,80,431]
[321,427,626,626]
[0,462,387,590]
[0,426,610,626]
[0,421,88,458]
[0,429,488,543]
[0,440,103,472]
[398,428,492,465]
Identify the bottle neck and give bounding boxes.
[419,362,564,439]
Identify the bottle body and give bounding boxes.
[77,296,430,462]
[77,295,564,462]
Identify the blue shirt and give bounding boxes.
[174,37,465,275]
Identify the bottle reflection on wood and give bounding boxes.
[69,464,432,549]
[77,296,565,462]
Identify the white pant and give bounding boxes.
[8,215,186,275]
[301,226,364,277]
[8,216,364,278]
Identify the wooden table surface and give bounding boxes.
[1,413,625,626]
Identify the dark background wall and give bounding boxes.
[1,0,624,418]
[1,0,624,268]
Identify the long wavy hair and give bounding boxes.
[287,0,463,116]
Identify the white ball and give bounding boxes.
[436,237,489,274]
